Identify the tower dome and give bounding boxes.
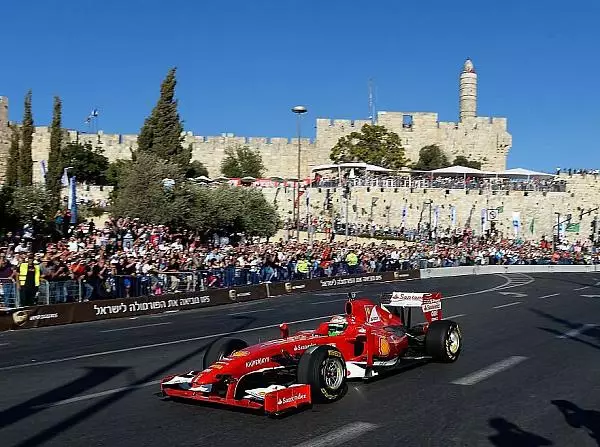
[463,58,475,74]
[459,58,477,121]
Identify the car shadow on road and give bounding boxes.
[487,417,553,446]
[11,317,258,447]
[552,399,600,446]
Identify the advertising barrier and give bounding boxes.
[0,285,269,331]
[267,270,419,297]
[0,270,416,331]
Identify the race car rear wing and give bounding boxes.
[380,292,442,323]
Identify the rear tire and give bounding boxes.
[425,320,462,362]
[203,337,248,369]
[297,345,347,403]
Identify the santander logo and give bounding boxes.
[277,393,307,405]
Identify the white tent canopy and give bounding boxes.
[497,168,555,178]
[310,162,392,173]
[429,165,491,176]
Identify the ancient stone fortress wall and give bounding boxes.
[0,58,512,183]
[315,112,511,172]
[261,173,600,242]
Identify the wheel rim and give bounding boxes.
[447,328,460,355]
[321,358,344,390]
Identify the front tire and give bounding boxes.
[425,320,462,362]
[297,345,347,403]
[203,337,248,369]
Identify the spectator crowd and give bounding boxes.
[1,215,598,308]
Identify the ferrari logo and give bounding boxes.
[379,338,390,356]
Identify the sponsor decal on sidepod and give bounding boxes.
[245,357,270,368]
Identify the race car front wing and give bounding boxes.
[161,374,311,415]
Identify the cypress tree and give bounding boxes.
[6,125,20,187]
[19,90,34,186]
[47,96,63,202]
[137,68,189,168]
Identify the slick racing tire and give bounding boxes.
[297,345,347,403]
[425,320,462,362]
[203,337,249,369]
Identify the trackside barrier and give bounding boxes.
[418,264,600,279]
[0,270,414,331]
[2,265,599,332]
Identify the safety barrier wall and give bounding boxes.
[419,264,600,279]
[1,264,599,332]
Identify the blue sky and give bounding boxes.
[1,0,598,172]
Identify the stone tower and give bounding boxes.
[0,96,9,183]
[459,58,477,121]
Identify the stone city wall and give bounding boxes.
[260,173,600,241]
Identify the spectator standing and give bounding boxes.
[17,254,41,306]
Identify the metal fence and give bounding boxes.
[1,255,596,308]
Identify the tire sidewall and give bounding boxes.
[426,320,462,362]
[298,345,347,402]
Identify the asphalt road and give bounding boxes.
[2,272,600,447]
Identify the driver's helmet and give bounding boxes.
[328,315,348,336]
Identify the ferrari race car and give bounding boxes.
[160,291,461,416]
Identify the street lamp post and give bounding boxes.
[292,105,307,241]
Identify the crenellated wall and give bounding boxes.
[0,59,511,183]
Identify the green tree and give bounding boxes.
[240,188,280,238]
[10,185,55,223]
[6,125,20,187]
[0,186,18,232]
[110,152,193,226]
[330,124,409,169]
[412,145,450,170]
[189,185,245,236]
[60,142,109,184]
[19,90,34,186]
[186,160,209,179]
[105,159,132,188]
[137,68,189,167]
[453,155,482,170]
[187,185,280,239]
[220,145,265,178]
[47,96,63,202]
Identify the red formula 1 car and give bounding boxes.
[160,291,462,416]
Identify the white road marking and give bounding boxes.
[443,314,467,320]
[100,322,172,333]
[32,380,163,409]
[451,356,528,386]
[310,299,348,305]
[574,286,590,291]
[498,292,527,298]
[581,295,600,298]
[558,324,597,339]
[0,314,335,371]
[228,308,274,316]
[291,422,378,447]
[313,292,356,297]
[443,273,534,300]
[538,293,560,299]
[493,301,522,309]
[0,342,9,347]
